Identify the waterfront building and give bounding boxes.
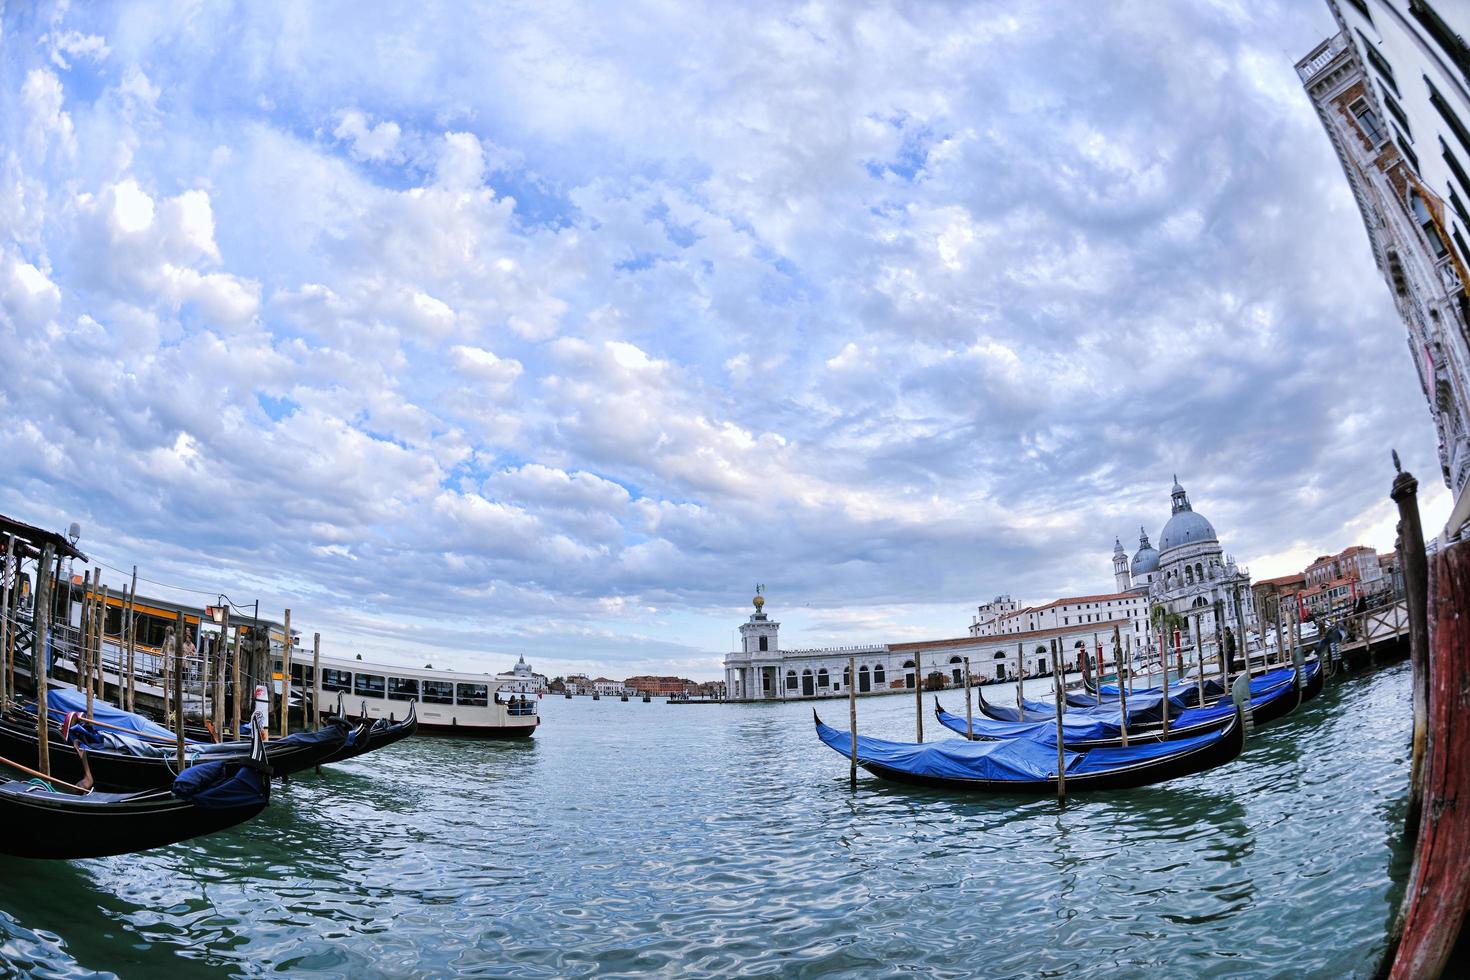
[623,675,698,696]
[971,478,1255,656]
[496,654,548,695]
[1298,3,1470,530]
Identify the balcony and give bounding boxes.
[1297,33,1349,83]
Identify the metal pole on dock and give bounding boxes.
[280,609,292,738]
[847,655,857,789]
[125,566,138,711]
[313,632,322,731]
[34,542,56,776]
[1113,625,1128,747]
[912,650,923,743]
[173,609,186,770]
[1050,638,1066,802]
[963,656,973,739]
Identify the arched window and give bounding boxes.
[902,660,916,689]
[1186,566,1195,585]
[874,664,886,684]
[801,669,815,697]
[949,656,963,684]
[817,668,830,688]
[1196,562,1204,582]
[785,670,797,691]
[842,665,850,688]
[858,664,871,692]
[993,651,1005,660]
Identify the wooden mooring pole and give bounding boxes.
[173,609,186,770]
[0,535,11,709]
[847,654,857,789]
[280,608,292,739]
[215,605,229,739]
[125,565,138,711]
[78,569,92,709]
[1392,454,1430,839]
[1050,638,1066,802]
[312,632,322,731]
[230,629,242,740]
[34,543,56,776]
[1113,625,1128,747]
[1015,641,1025,710]
[912,650,923,743]
[963,656,973,739]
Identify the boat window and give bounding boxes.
[291,664,314,685]
[422,680,454,704]
[321,669,352,692]
[456,683,489,707]
[354,673,386,697]
[388,677,419,701]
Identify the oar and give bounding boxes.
[0,751,89,794]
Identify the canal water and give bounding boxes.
[1,663,1413,978]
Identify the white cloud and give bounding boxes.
[333,109,402,162]
[21,68,76,160]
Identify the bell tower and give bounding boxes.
[1113,537,1131,591]
[738,586,780,656]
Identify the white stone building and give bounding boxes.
[496,654,548,694]
[1299,4,1470,529]
[972,478,1257,659]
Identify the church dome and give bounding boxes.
[1158,477,1218,553]
[1159,509,1217,552]
[1131,526,1159,575]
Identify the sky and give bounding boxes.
[0,0,1451,681]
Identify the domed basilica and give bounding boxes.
[1112,477,1253,639]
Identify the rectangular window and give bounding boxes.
[1345,0,1371,21]
[1380,86,1411,137]
[1428,78,1470,159]
[1411,2,1470,80]
[456,683,489,707]
[422,680,454,704]
[321,668,352,692]
[1358,31,1399,95]
[759,636,768,651]
[1349,97,1386,145]
[388,677,419,701]
[1450,186,1470,232]
[1399,132,1421,175]
[354,673,386,698]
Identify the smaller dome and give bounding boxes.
[1132,526,1160,575]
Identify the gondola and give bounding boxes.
[936,664,1304,748]
[319,703,418,765]
[0,706,349,792]
[0,730,271,860]
[814,677,1249,793]
[974,684,1190,725]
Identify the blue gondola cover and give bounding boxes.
[45,688,195,743]
[172,761,269,810]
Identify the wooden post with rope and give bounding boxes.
[1194,614,1206,708]
[1214,598,1228,691]
[280,608,292,739]
[34,542,56,776]
[847,654,857,790]
[1160,628,1170,737]
[173,609,186,771]
[1050,638,1066,802]
[78,569,92,709]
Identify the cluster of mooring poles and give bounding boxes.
[0,526,327,783]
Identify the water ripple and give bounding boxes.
[0,665,1414,977]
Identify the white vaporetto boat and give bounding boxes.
[306,653,540,739]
